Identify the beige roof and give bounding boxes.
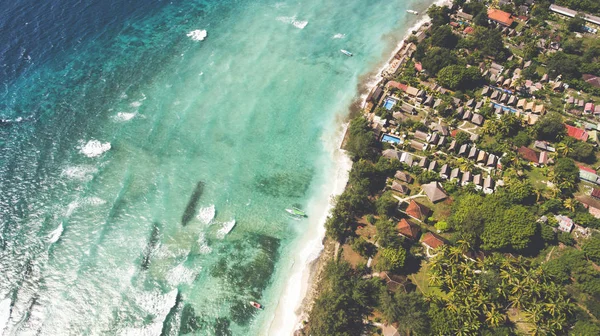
[525,101,535,111]
[406,86,420,96]
[534,104,545,114]
[422,182,448,203]
[517,98,527,108]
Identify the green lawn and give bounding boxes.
[525,167,549,191]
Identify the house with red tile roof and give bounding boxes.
[487,9,514,27]
[463,26,474,34]
[386,81,408,91]
[584,103,595,114]
[405,200,431,221]
[517,146,539,164]
[397,219,420,240]
[565,124,589,141]
[421,232,445,256]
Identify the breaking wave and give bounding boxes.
[48,224,64,243]
[187,29,207,41]
[196,204,215,225]
[111,112,137,122]
[79,140,111,158]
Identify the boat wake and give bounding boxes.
[48,224,64,244]
[187,29,207,41]
[332,33,345,39]
[196,204,215,225]
[216,219,236,239]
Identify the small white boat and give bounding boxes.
[407,10,419,15]
[340,49,353,57]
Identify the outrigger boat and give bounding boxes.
[340,49,353,57]
[285,207,307,218]
[407,10,419,15]
[250,301,263,310]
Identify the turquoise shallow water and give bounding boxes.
[0,0,434,334]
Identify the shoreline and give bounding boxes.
[264,118,353,335]
[286,3,441,334]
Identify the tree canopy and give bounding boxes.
[345,117,379,161]
[437,65,484,91]
[308,262,379,336]
[547,52,582,80]
[535,112,565,142]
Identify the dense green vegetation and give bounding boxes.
[556,0,600,15]
[308,262,380,336]
[307,1,600,334]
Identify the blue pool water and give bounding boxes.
[384,97,397,110]
[382,134,402,144]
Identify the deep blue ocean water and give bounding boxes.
[0,0,433,334]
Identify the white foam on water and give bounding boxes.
[166,263,197,287]
[84,197,107,206]
[0,298,11,335]
[293,20,308,29]
[79,140,111,158]
[48,224,64,243]
[129,93,146,108]
[61,165,98,181]
[187,29,207,41]
[65,197,106,217]
[196,233,212,254]
[111,112,137,122]
[65,201,80,217]
[121,289,178,336]
[196,204,215,225]
[216,219,236,239]
[276,16,308,29]
[332,33,345,39]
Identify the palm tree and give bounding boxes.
[457,158,474,172]
[563,198,577,212]
[482,119,500,136]
[556,142,572,157]
[559,180,575,193]
[530,188,543,203]
[484,306,505,327]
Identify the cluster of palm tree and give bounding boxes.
[480,113,524,138]
[426,242,573,335]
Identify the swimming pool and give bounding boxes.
[383,97,398,110]
[382,134,402,144]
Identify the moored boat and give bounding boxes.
[340,49,353,57]
[407,10,419,15]
[285,207,307,217]
[250,301,263,309]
